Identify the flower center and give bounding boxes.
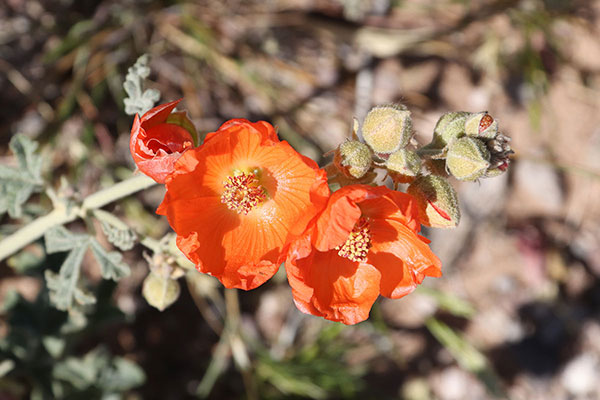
[221,171,267,215]
[335,217,372,262]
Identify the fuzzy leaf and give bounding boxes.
[123,54,160,115]
[45,226,89,253]
[100,220,137,251]
[53,348,106,390]
[89,239,130,281]
[0,134,44,218]
[98,357,146,392]
[45,241,90,311]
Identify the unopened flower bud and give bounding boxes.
[142,272,181,311]
[407,175,460,229]
[334,140,373,179]
[429,111,470,149]
[362,105,412,154]
[465,112,498,139]
[386,149,422,183]
[447,137,490,181]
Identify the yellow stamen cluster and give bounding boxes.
[335,217,372,262]
[221,172,266,215]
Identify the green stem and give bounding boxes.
[0,174,156,261]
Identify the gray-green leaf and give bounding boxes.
[123,54,160,115]
[0,134,44,218]
[45,226,89,253]
[100,220,137,251]
[89,238,130,281]
[98,357,146,392]
[45,239,91,311]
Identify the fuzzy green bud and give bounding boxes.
[142,272,181,311]
[446,137,490,181]
[334,140,373,179]
[465,112,498,139]
[429,111,470,149]
[362,104,412,154]
[386,149,422,183]
[407,175,460,229]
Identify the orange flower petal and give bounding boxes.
[313,185,374,252]
[369,218,441,298]
[140,99,181,128]
[286,234,381,325]
[203,119,279,144]
[129,99,194,183]
[286,184,442,324]
[158,119,328,290]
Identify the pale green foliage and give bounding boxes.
[44,226,130,312]
[45,245,95,311]
[123,54,160,115]
[53,347,145,394]
[89,238,130,280]
[0,289,146,399]
[100,220,137,251]
[0,134,44,218]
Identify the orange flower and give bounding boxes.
[157,119,329,290]
[285,185,441,325]
[129,99,196,183]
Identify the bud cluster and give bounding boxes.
[327,104,513,230]
[423,111,513,182]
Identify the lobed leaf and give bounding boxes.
[100,220,137,251]
[123,54,160,115]
[45,226,89,253]
[0,134,44,218]
[89,238,131,281]
[44,238,90,311]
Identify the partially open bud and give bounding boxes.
[465,112,498,139]
[334,140,373,179]
[142,272,181,311]
[484,132,513,178]
[429,111,470,149]
[362,105,412,154]
[446,137,490,181]
[407,175,460,229]
[129,99,197,183]
[386,149,421,183]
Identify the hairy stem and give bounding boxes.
[0,174,156,261]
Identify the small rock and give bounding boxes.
[512,159,564,216]
[561,354,598,396]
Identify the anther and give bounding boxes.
[335,217,372,262]
[221,171,266,215]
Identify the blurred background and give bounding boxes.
[2,0,600,399]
